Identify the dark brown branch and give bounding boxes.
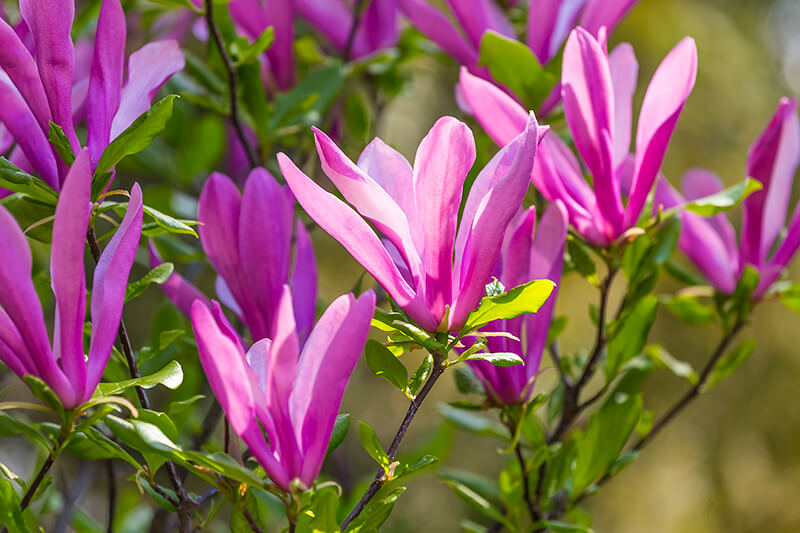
[204,0,260,169]
[515,443,540,524]
[343,0,371,61]
[106,460,117,533]
[340,352,446,529]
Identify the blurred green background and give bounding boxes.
[2,0,800,531]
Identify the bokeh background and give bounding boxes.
[1,0,799,531]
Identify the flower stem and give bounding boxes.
[340,350,447,529]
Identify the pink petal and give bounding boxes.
[148,240,210,318]
[458,67,528,147]
[608,43,638,169]
[291,220,317,344]
[396,0,479,69]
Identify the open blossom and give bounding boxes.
[655,98,800,298]
[459,28,697,247]
[150,167,316,343]
[0,150,143,408]
[277,114,542,332]
[469,202,567,405]
[191,287,375,490]
[398,0,637,75]
[0,0,184,188]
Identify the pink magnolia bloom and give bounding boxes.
[191,287,375,490]
[278,114,542,332]
[398,0,637,73]
[0,0,184,188]
[469,202,567,405]
[0,150,143,408]
[150,167,317,343]
[459,28,697,247]
[655,98,800,298]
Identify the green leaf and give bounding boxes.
[0,158,58,205]
[397,454,439,478]
[438,468,501,507]
[232,27,274,65]
[645,345,698,385]
[0,478,29,533]
[365,339,408,390]
[22,375,64,418]
[125,263,174,302]
[606,295,659,378]
[702,339,756,393]
[95,94,179,176]
[309,484,340,533]
[326,413,351,456]
[95,360,184,397]
[48,122,75,165]
[270,63,343,131]
[567,236,597,284]
[0,412,52,453]
[778,282,800,313]
[571,392,642,496]
[407,353,433,397]
[167,394,205,416]
[464,279,555,332]
[345,487,405,533]
[143,205,198,237]
[358,421,390,467]
[531,521,594,533]
[182,450,266,487]
[460,352,524,367]
[438,404,509,440]
[443,480,511,529]
[478,31,557,108]
[662,294,715,326]
[680,178,762,217]
[454,366,485,395]
[65,428,141,470]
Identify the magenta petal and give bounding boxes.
[562,28,623,237]
[458,67,529,147]
[191,300,289,490]
[86,0,125,167]
[579,0,638,37]
[148,241,210,319]
[450,113,539,330]
[356,136,416,228]
[527,0,565,64]
[313,128,422,280]
[413,117,476,324]
[0,18,52,132]
[291,221,317,344]
[291,290,376,485]
[741,98,800,269]
[265,0,294,88]
[767,202,800,289]
[681,169,739,262]
[20,0,78,151]
[0,306,32,379]
[278,152,436,330]
[0,76,59,188]
[0,205,71,401]
[355,0,399,57]
[624,37,697,228]
[50,151,92,401]
[608,43,638,169]
[239,168,293,340]
[446,0,513,48]
[109,40,184,139]
[294,0,351,51]
[85,184,143,398]
[396,0,479,69]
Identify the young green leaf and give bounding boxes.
[125,263,174,302]
[143,205,198,238]
[443,480,511,529]
[464,279,555,332]
[645,345,698,385]
[606,295,659,378]
[438,405,509,440]
[662,294,715,326]
[95,360,184,397]
[460,352,524,367]
[365,339,408,390]
[702,339,756,393]
[232,27,275,65]
[48,122,75,165]
[0,158,58,205]
[95,94,179,176]
[326,413,351,456]
[407,354,433,397]
[358,421,390,467]
[680,177,762,217]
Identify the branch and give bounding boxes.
[106,460,117,533]
[515,443,540,524]
[340,352,446,529]
[204,0,260,169]
[343,0,371,61]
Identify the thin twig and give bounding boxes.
[204,0,260,169]
[343,0,371,61]
[106,460,117,533]
[340,352,447,529]
[87,226,193,532]
[515,443,539,523]
[243,508,266,533]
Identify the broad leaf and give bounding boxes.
[365,339,408,390]
[95,360,183,397]
[606,295,659,378]
[0,159,58,205]
[358,421,390,467]
[125,263,174,302]
[464,279,555,332]
[679,178,761,217]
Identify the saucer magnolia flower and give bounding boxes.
[150,168,316,342]
[191,287,375,490]
[655,98,800,298]
[458,28,697,246]
[398,0,637,72]
[469,202,567,405]
[277,114,542,332]
[0,0,183,188]
[0,150,143,408]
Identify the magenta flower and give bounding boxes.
[225,0,397,90]
[0,150,143,408]
[398,0,637,73]
[277,114,542,333]
[469,202,567,405]
[655,98,800,298]
[459,28,697,247]
[0,0,184,188]
[150,168,317,343]
[191,287,375,491]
